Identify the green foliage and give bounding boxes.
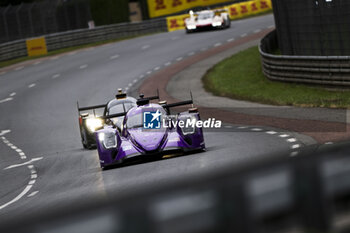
[203,46,350,108]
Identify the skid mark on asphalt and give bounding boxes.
[0,130,40,210]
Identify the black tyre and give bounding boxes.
[81,128,93,149]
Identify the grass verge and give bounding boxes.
[203,46,350,108]
[0,33,157,69]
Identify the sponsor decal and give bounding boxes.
[166,0,272,31]
[26,37,47,57]
[149,0,232,18]
[143,110,221,130]
[143,110,162,129]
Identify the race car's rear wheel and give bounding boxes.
[81,128,94,149]
[225,17,231,28]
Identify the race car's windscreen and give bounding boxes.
[198,12,214,20]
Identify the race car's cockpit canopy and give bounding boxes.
[126,104,166,129]
[106,97,137,114]
[197,11,214,20]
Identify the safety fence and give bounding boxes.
[0,0,91,44]
[1,143,350,233]
[271,0,350,56]
[260,30,350,86]
[166,0,272,32]
[0,18,167,62]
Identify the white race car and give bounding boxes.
[185,9,231,33]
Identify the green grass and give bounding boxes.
[203,46,350,108]
[0,33,157,69]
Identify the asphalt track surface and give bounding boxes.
[0,14,309,220]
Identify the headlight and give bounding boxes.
[212,22,222,27]
[98,132,117,149]
[181,116,197,135]
[86,118,103,132]
[187,25,196,30]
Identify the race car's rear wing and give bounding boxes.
[162,92,195,114]
[77,102,106,112]
[100,112,126,120]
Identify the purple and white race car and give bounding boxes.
[95,94,205,169]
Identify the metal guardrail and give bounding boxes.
[1,143,350,233]
[259,30,350,86]
[0,18,167,62]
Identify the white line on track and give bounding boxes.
[188,51,195,56]
[79,64,88,69]
[237,126,248,129]
[128,83,133,87]
[140,74,145,78]
[224,126,233,128]
[0,184,33,210]
[33,61,41,65]
[4,157,43,170]
[28,180,36,185]
[0,131,40,209]
[176,57,183,61]
[254,29,262,33]
[214,42,222,47]
[110,54,119,60]
[15,66,24,71]
[133,79,138,84]
[279,134,289,138]
[9,92,16,97]
[290,151,299,157]
[266,131,277,135]
[0,130,10,136]
[125,87,129,91]
[291,144,301,149]
[241,33,247,37]
[227,38,235,42]
[52,74,61,79]
[142,45,150,50]
[165,62,171,66]
[268,25,274,29]
[287,138,297,143]
[147,71,152,75]
[27,191,39,198]
[0,98,13,104]
[325,142,333,145]
[28,83,36,88]
[154,66,160,71]
[251,128,262,131]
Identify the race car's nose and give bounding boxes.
[129,129,166,152]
